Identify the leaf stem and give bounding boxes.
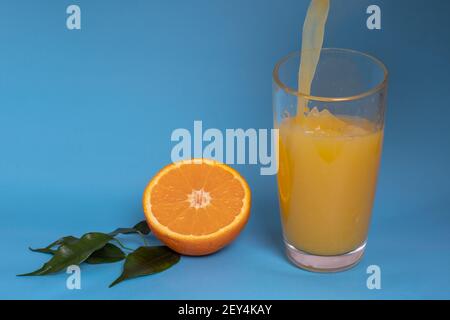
[111,238,133,252]
[137,232,149,246]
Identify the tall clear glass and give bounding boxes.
[273,48,388,272]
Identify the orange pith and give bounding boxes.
[143,158,251,256]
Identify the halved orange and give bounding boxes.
[142,158,251,256]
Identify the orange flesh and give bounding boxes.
[150,163,246,236]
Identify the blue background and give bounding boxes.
[1,0,449,299]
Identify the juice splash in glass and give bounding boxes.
[273,48,388,271]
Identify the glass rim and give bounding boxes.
[272,48,388,102]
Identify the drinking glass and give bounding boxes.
[273,48,388,272]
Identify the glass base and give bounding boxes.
[284,240,366,272]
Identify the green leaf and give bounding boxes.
[86,243,125,264]
[133,221,151,235]
[29,236,79,254]
[18,233,113,276]
[29,247,57,254]
[109,246,180,288]
[109,220,151,237]
[29,236,123,264]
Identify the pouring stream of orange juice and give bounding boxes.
[297,0,329,114]
[278,0,383,256]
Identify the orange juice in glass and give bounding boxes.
[273,48,388,271]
